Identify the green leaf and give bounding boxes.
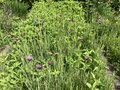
[91,72,96,79]
[12,62,21,68]
[86,83,92,88]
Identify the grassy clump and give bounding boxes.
[0,1,113,90]
[7,0,29,17]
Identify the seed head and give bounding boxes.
[48,61,53,65]
[36,64,43,69]
[15,38,19,40]
[26,55,33,61]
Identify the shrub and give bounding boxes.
[0,1,113,90]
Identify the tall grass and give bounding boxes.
[6,0,29,17]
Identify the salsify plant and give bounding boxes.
[0,1,113,90]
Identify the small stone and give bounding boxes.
[84,56,90,60]
[15,38,19,40]
[67,18,73,22]
[67,29,72,33]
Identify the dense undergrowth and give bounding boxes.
[92,16,120,75]
[0,0,120,90]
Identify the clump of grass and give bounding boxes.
[7,0,29,17]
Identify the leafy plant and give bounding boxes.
[0,1,114,90]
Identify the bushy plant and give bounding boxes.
[0,1,113,90]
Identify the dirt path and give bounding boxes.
[100,54,120,90]
[103,56,120,90]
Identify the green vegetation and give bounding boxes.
[0,0,120,90]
